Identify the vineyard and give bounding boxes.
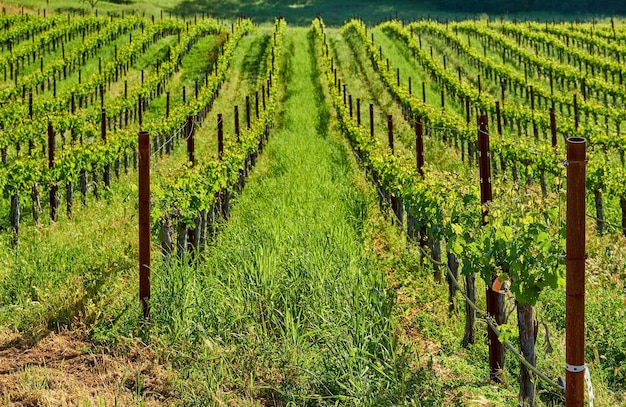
[0,6,625,406]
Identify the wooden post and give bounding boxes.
[234,105,240,142]
[48,122,58,222]
[186,115,194,166]
[246,96,251,129]
[349,94,353,118]
[566,137,587,407]
[495,101,502,136]
[369,103,374,140]
[138,95,142,127]
[357,98,361,126]
[416,115,424,177]
[550,108,557,148]
[262,85,266,110]
[387,115,394,154]
[478,114,504,383]
[574,94,579,130]
[138,131,151,320]
[218,114,224,156]
[102,108,110,188]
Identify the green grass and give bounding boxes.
[140,26,423,404]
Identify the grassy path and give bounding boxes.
[149,27,417,404]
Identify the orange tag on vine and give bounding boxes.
[492,276,509,294]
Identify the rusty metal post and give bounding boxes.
[416,115,424,177]
[478,116,492,224]
[550,108,557,148]
[388,115,394,154]
[48,122,58,222]
[234,105,240,142]
[566,137,587,407]
[255,91,259,119]
[138,131,151,320]
[422,81,426,103]
[357,98,361,126]
[409,76,412,95]
[186,115,194,166]
[370,103,374,140]
[465,96,471,125]
[218,114,224,156]
[478,114,504,383]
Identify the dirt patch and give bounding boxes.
[0,330,177,406]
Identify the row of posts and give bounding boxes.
[335,63,588,404]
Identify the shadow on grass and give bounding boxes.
[169,0,442,26]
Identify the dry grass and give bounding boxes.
[0,329,178,406]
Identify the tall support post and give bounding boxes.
[566,137,587,407]
[478,114,504,383]
[138,131,151,320]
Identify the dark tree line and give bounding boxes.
[433,0,626,14]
